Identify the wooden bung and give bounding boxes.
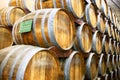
[73,23,92,53]
[50,46,86,80]
[92,30,102,54]
[9,0,35,12]
[97,12,106,33]
[0,25,13,49]
[0,45,62,80]
[0,7,26,26]
[102,35,109,54]
[84,53,98,80]
[12,9,75,50]
[35,0,86,18]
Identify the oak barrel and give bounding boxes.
[116,43,120,54]
[0,45,61,80]
[0,26,13,49]
[35,0,86,18]
[92,0,102,9]
[111,24,116,39]
[105,20,112,37]
[92,31,102,54]
[97,12,106,33]
[101,0,108,17]
[63,51,86,80]
[102,35,109,54]
[112,13,117,27]
[9,0,35,12]
[112,55,117,69]
[106,54,112,72]
[0,7,26,26]
[84,53,98,80]
[98,54,107,76]
[113,41,117,54]
[12,9,75,50]
[74,23,92,53]
[108,7,113,22]
[115,28,119,41]
[109,38,115,54]
[85,3,97,28]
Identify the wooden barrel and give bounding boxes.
[111,24,116,39]
[118,68,120,80]
[92,0,102,9]
[113,69,118,80]
[112,13,117,27]
[109,38,115,54]
[105,20,112,37]
[12,9,75,50]
[108,7,113,22]
[112,55,117,69]
[84,53,98,80]
[63,51,86,80]
[115,28,119,41]
[74,23,92,53]
[35,0,86,18]
[97,12,106,33]
[49,47,86,80]
[0,7,26,26]
[0,45,61,80]
[116,43,120,55]
[101,0,108,17]
[116,55,119,68]
[102,35,109,54]
[96,74,109,80]
[114,41,117,54]
[85,3,97,28]
[0,26,13,49]
[106,54,112,72]
[98,54,107,76]
[119,31,120,42]
[8,0,35,12]
[92,31,102,54]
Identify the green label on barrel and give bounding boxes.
[19,20,33,33]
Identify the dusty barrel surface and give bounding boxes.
[102,35,109,54]
[85,3,97,29]
[84,53,98,80]
[74,23,92,53]
[97,13,106,33]
[0,7,26,26]
[101,0,108,17]
[105,20,112,37]
[92,31,102,54]
[9,0,35,12]
[12,9,75,50]
[35,0,86,18]
[0,45,61,80]
[98,54,107,77]
[0,26,13,49]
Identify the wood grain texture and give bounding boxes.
[0,45,61,80]
[35,0,86,18]
[13,9,75,50]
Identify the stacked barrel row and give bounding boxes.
[0,0,119,80]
